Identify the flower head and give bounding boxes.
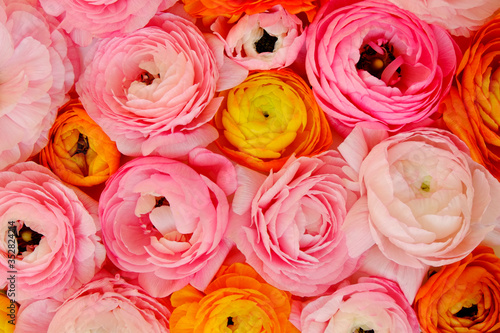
[0,162,105,302]
[170,263,299,332]
[40,99,121,187]
[0,0,77,170]
[306,0,459,133]
[229,151,361,296]
[442,14,500,180]
[76,13,221,158]
[214,69,332,172]
[299,277,420,332]
[414,246,500,332]
[99,150,237,297]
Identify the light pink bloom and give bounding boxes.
[386,0,500,37]
[0,162,105,303]
[299,277,420,332]
[209,5,305,71]
[0,0,77,170]
[76,13,221,158]
[306,0,459,134]
[39,0,177,46]
[15,274,171,333]
[99,149,237,297]
[339,126,500,269]
[229,151,361,297]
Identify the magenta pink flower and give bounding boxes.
[306,0,459,134]
[15,274,171,333]
[339,126,500,269]
[39,0,177,46]
[299,277,420,332]
[228,151,361,297]
[76,13,221,158]
[209,5,305,71]
[99,149,237,297]
[0,0,77,170]
[386,0,500,37]
[0,162,105,303]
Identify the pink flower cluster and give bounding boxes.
[1,0,500,332]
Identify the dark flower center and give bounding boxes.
[138,71,160,85]
[355,329,374,333]
[15,223,43,253]
[455,304,478,318]
[255,30,278,53]
[356,43,401,79]
[154,196,170,208]
[71,133,90,156]
[227,317,234,326]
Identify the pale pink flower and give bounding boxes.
[306,0,459,134]
[15,274,171,333]
[0,162,105,303]
[299,277,420,332]
[209,5,305,71]
[386,0,500,37]
[39,0,178,46]
[0,0,77,170]
[229,151,361,297]
[76,13,221,158]
[99,149,237,297]
[339,126,500,269]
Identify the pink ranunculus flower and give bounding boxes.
[76,13,221,158]
[228,151,362,297]
[306,0,459,134]
[339,126,500,269]
[209,5,305,71]
[299,277,420,332]
[99,149,237,297]
[386,0,500,37]
[39,0,178,46]
[0,0,77,170]
[0,162,105,303]
[14,274,171,333]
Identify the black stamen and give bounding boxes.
[155,196,169,208]
[356,42,401,79]
[16,224,43,253]
[455,304,478,318]
[138,72,157,85]
[254,30,278,54]
[355,329,374,333]
[72,133,90,156]
[227,317,234,326]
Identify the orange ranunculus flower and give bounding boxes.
[414,246,500,333]
[169,263,300,333]
[182,0,322,24]
[0,292,16,333]
[40,99,121,187]
[441,14,500,180]
[213,69,332,173]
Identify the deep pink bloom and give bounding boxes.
[339,126,500,269]
[0,0,77,170]
[76,13,221,158]
[0,162,105,303]
[209,5,305,71]
[386,0,500,37]
[306,0,459,134]
[229,151,361,296]
[99,149,237,297]
[299,277,420,332]
[15,274,171,332]
[39,0,177,46]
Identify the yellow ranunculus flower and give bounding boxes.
[0,293,16,333]
[169,263,300,333]
[40,99,121,187]
[214,69,332,172]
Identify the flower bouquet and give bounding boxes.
[1,0,500,332]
